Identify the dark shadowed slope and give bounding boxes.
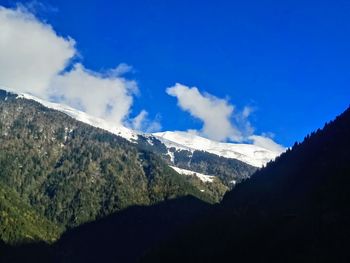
[55,196,210,263]
[0,196,211,263]
[142,106,350,263]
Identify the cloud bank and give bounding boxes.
[166,83,284,153]
[0,5,153,128]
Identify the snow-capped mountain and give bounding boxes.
[2,87,281,169]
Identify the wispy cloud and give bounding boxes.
[166,83,284,153]
[16,0,59,15]
[0,5,146,127]
[130,110,162,133]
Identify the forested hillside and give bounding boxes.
[0,183,61,244]
[0,90,213,243]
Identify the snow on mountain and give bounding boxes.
[153,131,281,168]
[169,166,215,183]
[2,88,281,168]
[3,88,138,141]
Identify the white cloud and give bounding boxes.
[0,6,143,127]
[50,63,138,125]
[166,83,285,152]
[166,83,243,141]
[0,6,75,96]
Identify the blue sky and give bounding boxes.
[0,0,349,147]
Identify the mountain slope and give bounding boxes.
[0,89,213,243]
[55,196,210,263]
[137,134,258,188]
[0,196,211,263]
[142,106,350,262]
[0,183,61,244]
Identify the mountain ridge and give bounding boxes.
[0,87,281,168]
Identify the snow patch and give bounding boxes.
[170,165,215,183]
[167,150,175,163]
